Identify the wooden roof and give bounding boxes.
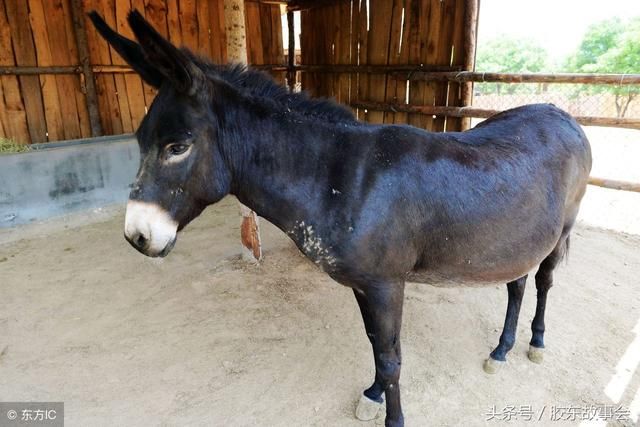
[249,0,346,11]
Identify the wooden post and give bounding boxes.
[460,0,479,130]
[224,0,263,262]
[70,0,102,137]
[286,10,295,91]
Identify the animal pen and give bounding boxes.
[2,1,640,426]
[1,0,639,193]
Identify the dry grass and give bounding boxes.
[0,137,30,154]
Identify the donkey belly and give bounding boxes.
[407,257,542,287]
[409,207,565,287]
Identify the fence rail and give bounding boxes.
[0,0,284,145]
[257,66,640,85]
[589,177,640,193]
[349,69,640,194]
[349,102,640,130]
[393,71,640,85]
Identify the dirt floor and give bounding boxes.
[1,193,640,427]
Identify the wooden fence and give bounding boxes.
[351,71,640,129]
[0,0,284,144]
[299,0,478,132]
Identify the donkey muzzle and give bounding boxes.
[124,200,178,257]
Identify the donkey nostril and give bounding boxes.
[134,233,148,249]
[127,231,149,250]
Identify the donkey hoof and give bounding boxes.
[355,393,383,421]
[527,345,544,364]
[483,357,505,374]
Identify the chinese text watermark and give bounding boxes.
[1,402,63,427]
[485,404,631,422]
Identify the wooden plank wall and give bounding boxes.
[0,0,284,144]
[300,0,468,132]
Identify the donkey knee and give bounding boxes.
[534,270,553,291]
[376,352,401,388]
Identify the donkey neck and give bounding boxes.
[223,109,354,234]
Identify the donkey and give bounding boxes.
[90,11,591,427]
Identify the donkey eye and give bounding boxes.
[167,144,189,156]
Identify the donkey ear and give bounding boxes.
[127,10,205,95]
[87,11,163,88]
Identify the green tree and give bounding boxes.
[475,36,549,94]
[565,18,624,71]
[565,17,640,117]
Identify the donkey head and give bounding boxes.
[89,11,233,257]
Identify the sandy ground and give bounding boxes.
[579,127,640,236]
[1,125,640,426]
[1,193,640,427]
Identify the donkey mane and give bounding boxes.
[185,51,357,124]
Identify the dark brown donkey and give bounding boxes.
[90,11,592,427]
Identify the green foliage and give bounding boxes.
[565,17,640,117]
[565,17,640,75]
[0,137,31,154]
[564,18,625,72]
[475,36,549,94]
[477,36,549,73]
[595,18,640,74]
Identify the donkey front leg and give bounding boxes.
[484,275,527,374]
[353,288,384,422]
[354,282,405,427]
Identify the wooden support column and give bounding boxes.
[286,10,295,91]
[224,0,263,262]
[460,0,479,130]
[70,0,102,137]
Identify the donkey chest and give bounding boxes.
[287,221,340,270]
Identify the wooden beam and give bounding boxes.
[589,177,640,193]
[254,64,465,73]
[92,65,139,73]
[245,0,288,4]
[287,0,346,12]
[286,10,295,91]
[460,0,479,130]
[351,101,496,119]
[246,0,346,6]
[0,66,80,75]
[350,101,640,129]
[576,116,640,129]
[8,68,633,88]
[310,64,466,73]
[399,71,640,85]
[70,0,102,137]
[1,63,468,75]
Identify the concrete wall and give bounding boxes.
[0,135,139,228]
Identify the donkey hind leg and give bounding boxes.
[528,235,569,364]
[483,276,527,374]
[352,283,405,427]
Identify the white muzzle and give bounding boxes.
[124,200,178,257]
